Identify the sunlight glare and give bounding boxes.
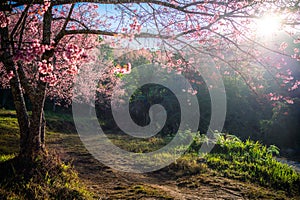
[256,14,282,36]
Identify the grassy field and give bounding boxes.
[0,109,300,199]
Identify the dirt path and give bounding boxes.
[48,133,293,200]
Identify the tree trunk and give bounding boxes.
[1,27,47,161]
[6,66,46,160]
[0,5,53,161]
[41,112,46,147]
[10,73,47,160]
[10,72,31,156]
[17,76,48,159]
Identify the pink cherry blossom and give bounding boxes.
[38,60,53,75]
[0,12,9,28]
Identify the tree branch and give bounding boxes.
[10,0,258,18]
[64,29,118,36]
[53,17,90,29]
[54,4,75,45]
[10,5,30,51]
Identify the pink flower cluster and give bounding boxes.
[63,44,82,62]
[0,66,14,88]
[5,70,14,81]
[275,71,294,85]
[38,60,53,75]
[294,38,300,44]
[291,48,300,61]
[14,39,52,63]
[268,93,294,104]
[40,74,57,86]
[0,12,9,28]
[268,93,283,101]
[66,65,78,74]
[285,99,294,104]
[279,42,288,51]
[129,17,142,34]
[63,44,86,74]
[184,88,198,95]
[38,60,57,86]
[34,0,51,16]
[43,0,51,12]
[289,80,300,91]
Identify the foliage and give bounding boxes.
[222,77,271,139]
[204,132,300,195]
[260,99,300,150]
[0,154,92,200]
[166,155,208,177]
[0,154,15,162]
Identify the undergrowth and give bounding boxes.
[0,153,92,200]
[0,109,92,199]
[199,132,300,196]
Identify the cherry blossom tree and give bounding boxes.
[0,0,300,161]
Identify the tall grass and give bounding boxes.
[201,132,300,195]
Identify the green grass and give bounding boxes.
[0,109,19,154]
[45,111,77,134]
[1,109,300,198]
[108,134,168,153]
[203,132,300,195]
[0,154,16,162]
[0,109,92,200]
[0,154,93,200]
